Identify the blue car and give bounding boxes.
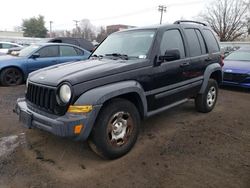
[222,48,250,88]
[0,43,90,86]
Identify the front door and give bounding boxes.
[146,28,192,111]
[27,45,60,73]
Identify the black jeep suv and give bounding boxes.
[15,20,223,159]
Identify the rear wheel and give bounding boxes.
[88,99,140,159]
[0,68,23,86]
[195,79,218,113]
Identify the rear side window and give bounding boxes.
[37,46,59,58]
[184,29,202,57]
[195,29,207,54]
[160,29,185,58]
[203,29,220,53]
[60,46,78,56]
[2,43,15,49]
[74,47,84,55]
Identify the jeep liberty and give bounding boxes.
[15,20,223,159]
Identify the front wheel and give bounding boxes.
[195,79,218,113]
[0,68,23,86]
[88,99,140,159]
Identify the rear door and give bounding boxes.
[182,28,209,96]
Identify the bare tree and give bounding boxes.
[79,19,96,41]
[96,27,107,43]
[200,0,250,41]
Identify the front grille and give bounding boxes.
[223,72,248,83]
[26,83,57,114]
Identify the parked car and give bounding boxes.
[48,37,95,52]
[0,43,90,86]
[0,42,23,54]
[15,20,223,159]
[222,47,250,88]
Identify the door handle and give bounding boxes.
[180,62,190,67]
[205,57,212,61]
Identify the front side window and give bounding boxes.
[37,46,59,58]
[93,30,156,59]
[160,29,185,59]
[2,43,15,49]
[60,46,78,57]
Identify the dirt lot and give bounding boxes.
[0,85,249,188]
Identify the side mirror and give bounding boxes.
[159,49,181,63]
[30,53,40,59]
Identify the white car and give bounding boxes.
[0,42,23,54]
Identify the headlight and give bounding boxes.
[59,84,72,104]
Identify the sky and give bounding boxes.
[0,0,209,31]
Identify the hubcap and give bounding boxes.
[107,111,134,147]
[5,69,22,85]
[207,86,216,107]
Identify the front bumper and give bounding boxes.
[15,98,101,141]
[222,81,250,88]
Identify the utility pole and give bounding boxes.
[73,20,80,29]
[73,20,80,37]
[158,5,167,25]
[49,21,53,38]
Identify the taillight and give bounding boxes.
[220,55,224,67]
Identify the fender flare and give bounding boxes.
[74,80,148,116]
[199,63,222,94]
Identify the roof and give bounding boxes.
[48,37,94,51]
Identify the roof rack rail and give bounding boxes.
[174,20,207,26]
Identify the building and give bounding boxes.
[106,24,135,35]
[0,31,42,45]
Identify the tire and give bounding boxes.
[0,68,23,86]
[195,79,218,113]
[88,98,140,159]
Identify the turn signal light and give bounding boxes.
[74,124,83,134]
[67,105,93,113]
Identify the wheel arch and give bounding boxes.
[199,63,222,94]
[74,80,148,118]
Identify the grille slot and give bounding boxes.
[26,83,57,113]
[223,73,248,83]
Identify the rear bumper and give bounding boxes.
[15,98,101,141]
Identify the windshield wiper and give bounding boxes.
[105,53,129,60]
[91,54,103,59]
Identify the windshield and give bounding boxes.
[18,45,40,57]
[225,51,250,61]
[92,30,156,59]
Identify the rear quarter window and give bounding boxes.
[202,29,220,53]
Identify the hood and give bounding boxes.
[0,55,21,61]
[29,58,144,86]
[223,60,250,74]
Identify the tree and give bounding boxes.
[200,0,250,41]
[79,19,96,41]
[22,15,48,38]
[96,27,108,43]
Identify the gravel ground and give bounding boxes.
[0,85,249,188]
